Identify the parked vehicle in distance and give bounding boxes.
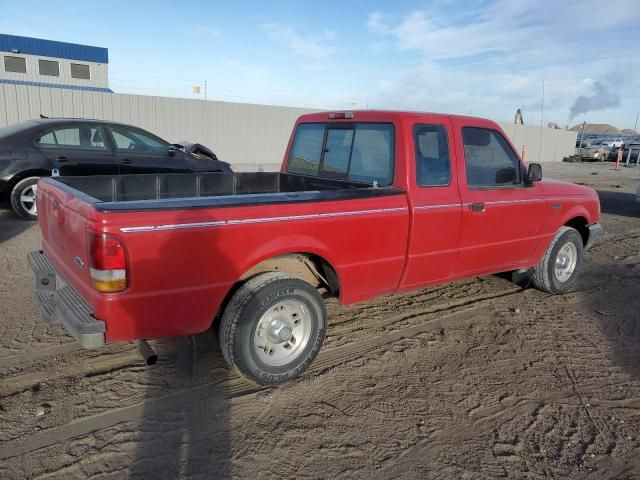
[0,118,232,219]
[621,143,640,164]
[606,137,625,148]
[29,110,602,385]
[579,144,611,161]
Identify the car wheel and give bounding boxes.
[219,272,327,385]
[10,177,41,220]
[532,226,583,294]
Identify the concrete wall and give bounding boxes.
[499,122,577,164]
[0,84,576,171]
[1,53,108,88]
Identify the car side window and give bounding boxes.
[111,127,169,153]
[37,126,107,150]
[462,127,521,187]
[414,124,451,186]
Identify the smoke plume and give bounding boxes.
[569,80,620,120]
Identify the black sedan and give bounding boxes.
[0,118,232,219]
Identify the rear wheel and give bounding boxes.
[219,272,326,385]
[10,177,40,220]
[532,226,583,293]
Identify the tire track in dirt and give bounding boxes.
[0,282,525,451]
[483,255,640,476]
[0,294,525,461]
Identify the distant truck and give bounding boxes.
[29,111,602,385]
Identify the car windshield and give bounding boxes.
[0,120,38,140]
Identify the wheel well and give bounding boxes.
[239,253,340,296]
[4,169,50,195]
[213,253,340,328]
[564,217,589,246]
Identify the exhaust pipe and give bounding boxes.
[136,340,158,366]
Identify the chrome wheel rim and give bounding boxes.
[20,184,38,216]
[253,299,312,367]
[554,242,577,283]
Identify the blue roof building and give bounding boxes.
[0,34,111,92]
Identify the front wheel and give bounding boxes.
[219,272,327,385]
[532,226,584,294]
[10,177,41,220]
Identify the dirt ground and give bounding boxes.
[1,162,639,479]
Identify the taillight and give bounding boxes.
[88,232,128,293]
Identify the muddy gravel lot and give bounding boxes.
[1,162,639,479]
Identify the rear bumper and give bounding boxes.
[28,250,105,348]
[585,223,603,250]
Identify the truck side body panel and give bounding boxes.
[46,192,410,342]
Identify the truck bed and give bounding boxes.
[45,172,402,212]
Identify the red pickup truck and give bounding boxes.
[29,111,602,384]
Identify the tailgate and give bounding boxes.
[37,179,93,296]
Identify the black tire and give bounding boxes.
[10,177,41,220]
[532,226,583,294]
[219,272,327,385]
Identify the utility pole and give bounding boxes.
[538,80,545,160]
[579,121,586,149]
[634,112,638,135]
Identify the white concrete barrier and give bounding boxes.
[0,84,576,171]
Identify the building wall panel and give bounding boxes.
[0,88,576,170]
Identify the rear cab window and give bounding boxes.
[287,122,394,185]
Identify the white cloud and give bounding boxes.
[365,1,640,124]
[366,11,388,34]
[194,25,222,37]
[221,58,268,79]
[262,23,336,60]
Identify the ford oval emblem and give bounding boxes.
[74,257,85,268]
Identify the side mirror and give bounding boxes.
[526,163,542,184]
[168,146,177,156]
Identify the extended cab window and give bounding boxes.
[463,127,521,187]
[414,124,450,186]
[287,123,394,185]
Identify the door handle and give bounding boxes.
[121,159,132,165]
[469,202,485,212]
[55,156,77,166]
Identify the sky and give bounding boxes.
[2,0,639,129]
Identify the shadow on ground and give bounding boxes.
[587,188,640,380]
[597,190,639,218]
[125,206,239,478]
[0,207,34,244]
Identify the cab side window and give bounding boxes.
[414,124,451,186]
[462,127,521,187]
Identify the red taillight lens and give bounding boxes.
[88,233,127,292]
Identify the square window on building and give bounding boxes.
[39,59,60,77]
[70,63,90,80]
[4,56,27,73]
